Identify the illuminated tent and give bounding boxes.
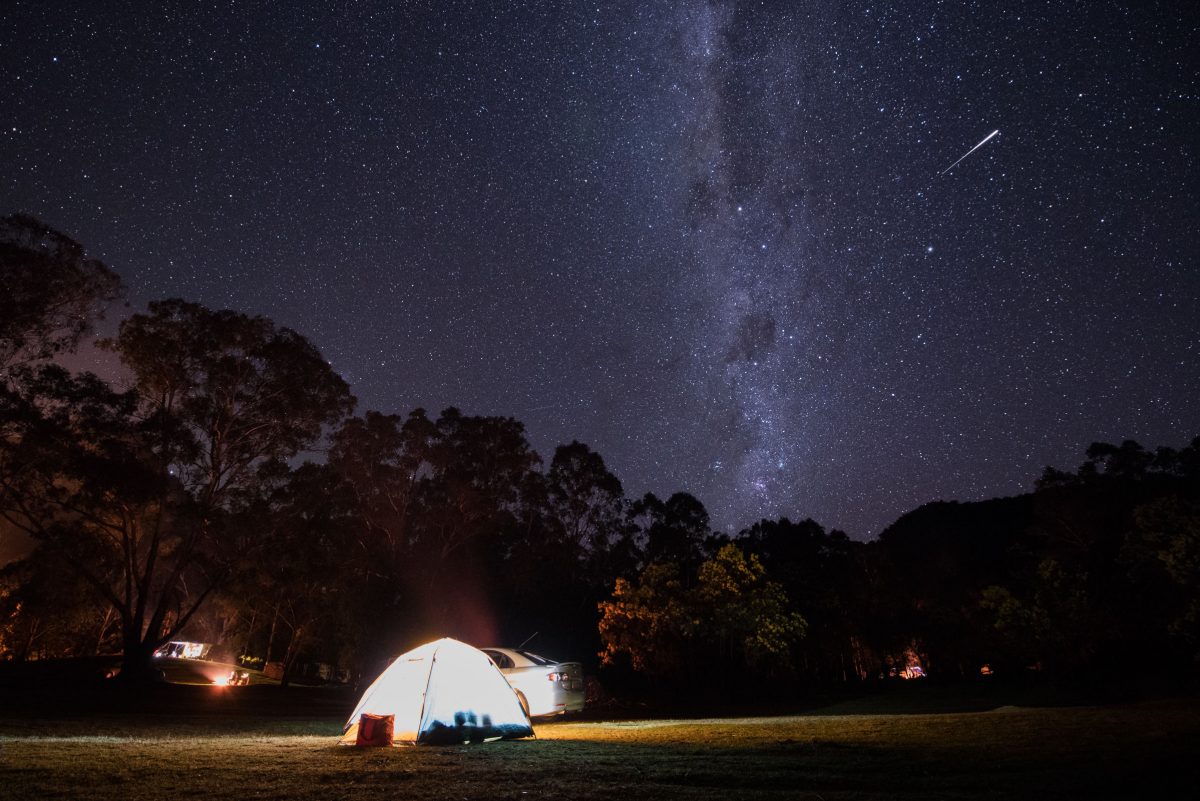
[340,637,534,746]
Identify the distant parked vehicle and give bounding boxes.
[154,641,211,659]
[481,647,585,717]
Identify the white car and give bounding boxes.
[481,647,585,717]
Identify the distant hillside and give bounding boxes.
[879,495,1037,553]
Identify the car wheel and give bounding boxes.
[516,691,530,718]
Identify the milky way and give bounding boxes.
[2,1,1197,536]
[672,4,835,524]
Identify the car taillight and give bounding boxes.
[547,672,560,682]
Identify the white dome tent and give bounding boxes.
[340,637,534,746]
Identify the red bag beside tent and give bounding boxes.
[355,713,395,747]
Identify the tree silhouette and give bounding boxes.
[0,214,123,371]
[631,491,712,577]
[0,300,354,680]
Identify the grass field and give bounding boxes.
[2,696,1198,800]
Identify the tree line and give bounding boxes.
[1,215,1197,696]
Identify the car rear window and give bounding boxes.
[517,650,554,665]
[483,650,514,669]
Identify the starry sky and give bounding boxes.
[3,1,1198,538]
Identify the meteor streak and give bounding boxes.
[941,129,1000,175]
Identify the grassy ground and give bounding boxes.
[2,696,1198,800]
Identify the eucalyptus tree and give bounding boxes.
[0,214,123,372]
[0,299,354,680]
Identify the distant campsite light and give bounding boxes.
[213,670,249,687]
[155,640,211,660]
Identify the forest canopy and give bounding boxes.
[2,217,1197,695]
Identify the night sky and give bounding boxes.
[3,1,1198,537]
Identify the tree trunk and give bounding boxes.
[117,628,161,684]
[265,602,280,662]
[280,625,305,689]
[17,616,41,662]
[94,605,116,655]
[241,608,258,664]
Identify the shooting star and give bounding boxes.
[940,129,1000,175]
